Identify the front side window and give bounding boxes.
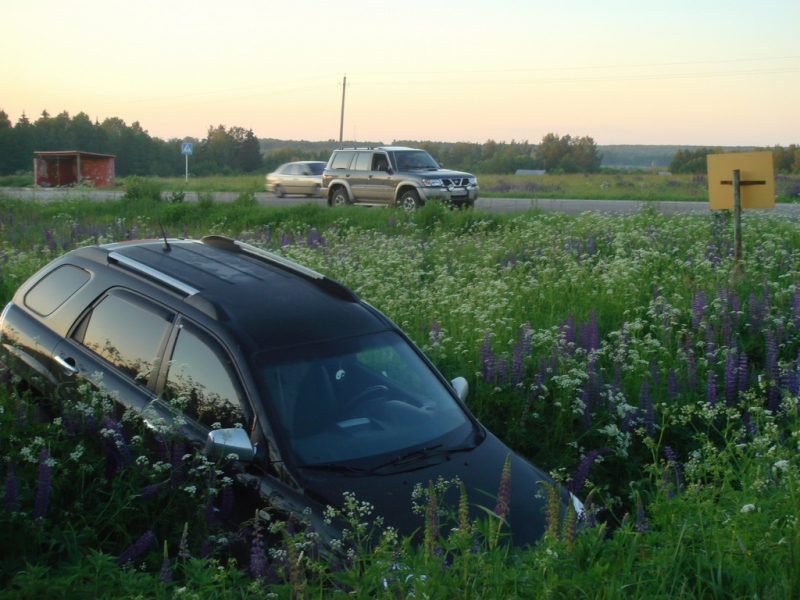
[78,290,172,383]
[163,322,246,430]
[257,331,472,465]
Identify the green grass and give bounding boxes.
[6,171,800,203]
[4,196,800,597]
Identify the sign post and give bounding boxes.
[707,151,774,281]
[181,143,193,183]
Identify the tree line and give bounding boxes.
[0,107,624,178]
[0,109,264,178]
[669,145,800,174]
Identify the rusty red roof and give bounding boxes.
[34,150,116,158]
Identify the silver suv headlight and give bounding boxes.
[468,177,477,185]
[421,178,443,187]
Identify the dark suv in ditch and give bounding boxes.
[0,236,578,547]
[321,146,479,210]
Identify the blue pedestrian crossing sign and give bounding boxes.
[181,143,193,155]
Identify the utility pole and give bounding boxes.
[339,74,347,144]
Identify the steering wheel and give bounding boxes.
[347,385,389,415]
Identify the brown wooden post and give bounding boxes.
[732,169,742,281]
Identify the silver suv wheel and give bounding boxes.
[331,188,349,207]
[399,190,420,211]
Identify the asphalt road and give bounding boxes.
[4,187,799,216]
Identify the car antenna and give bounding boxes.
[159,222,171,252]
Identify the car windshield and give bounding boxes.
[307,162,325,175]
[394,150,439,171]
[256,331,472,466]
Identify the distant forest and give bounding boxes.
[0,108,797,178]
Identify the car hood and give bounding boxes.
[400,168,474,179]
[299,430,565,547]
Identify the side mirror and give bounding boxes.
[451,376,468,402]
[205,428,255,462]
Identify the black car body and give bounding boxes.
[0,236,578,547]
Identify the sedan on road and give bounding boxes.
[265,161,326,197]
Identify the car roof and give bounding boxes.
[82,236,389,353]
[333,146,418,152]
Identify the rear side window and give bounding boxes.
[353,153,372,171]
[330,151,354,169]
[25,265,90,316]
[78,290,173,384]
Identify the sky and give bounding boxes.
[2,0,799,147]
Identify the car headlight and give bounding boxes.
[421,178,443,187]
[468,177,477,185]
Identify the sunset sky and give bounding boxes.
[3,0,798,147]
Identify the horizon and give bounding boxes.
[3,0,798,148]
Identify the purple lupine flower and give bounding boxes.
[667,368,678,403]
[706,371,717,407]
[766,331,781,413]
[429,320,441,346]
[510,342,524,386]
[5,461,18,511]
[686,340,697,391]
[479,331,495,383]
[721,310,732,348]
[250,513,267,578]
[730,293,740,331]
[388,213,396,228]
[494,454,512,519]
[176,523,190,559]
[158,541,172,583]
[566,447,611,495]
[102,417,132,464]
[496,355,508,384]
[663,446,684,496]
[425,480,439,541]
[724,350,737,406]
[636,495,648,533]
[738,351,749,397]
[171,439,186,488]
[280,232,293,247]
[140,481,166,499]
[33,447,51,520]
[586,233,595,256]
[306,228,323,248]
[117,530,155,565]
[639,379,655,438]
[691,290,708,329]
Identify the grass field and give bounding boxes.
[4,171,800,203]
[3,195,800,597]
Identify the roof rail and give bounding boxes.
[108,251,199,296]
[107,250,223,319]
[200,235,359,302]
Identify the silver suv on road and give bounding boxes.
[321,146,479,209]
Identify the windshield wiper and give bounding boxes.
[374,441,476,472]
[298,462,372,475]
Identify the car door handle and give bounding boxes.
[55,355,79,376]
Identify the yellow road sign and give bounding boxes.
[707,151,775,209]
